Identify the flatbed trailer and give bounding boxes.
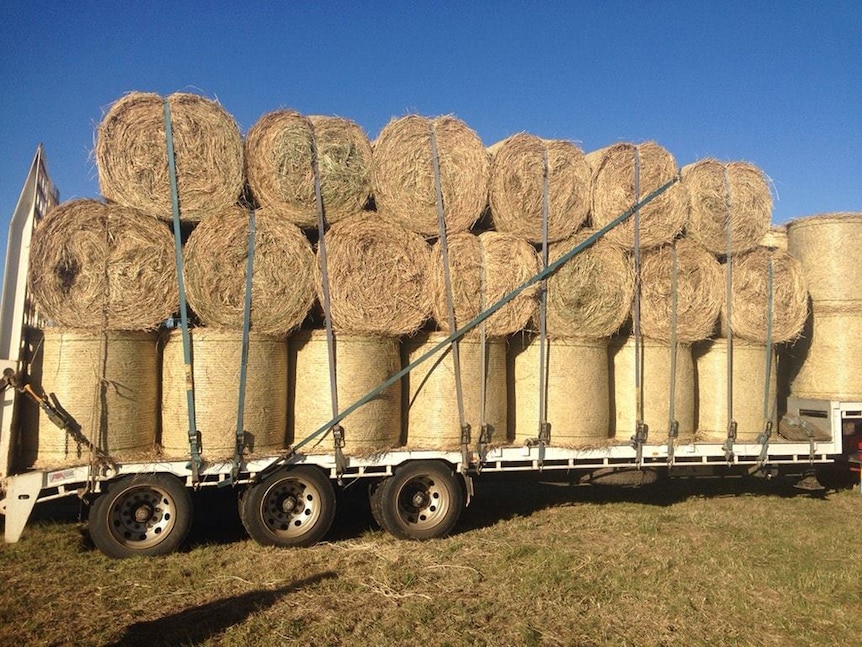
[1,147,859,559]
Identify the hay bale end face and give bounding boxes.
[372,114,489,236]
[318,213,432,336]
[245,111,373,227]
[428,231,541,338]
[488,133,591,243]
[96,91,244,221]
[682,159,772,255]
[183,206,316,335]
[28,199,178,331]
[586,141,688,249]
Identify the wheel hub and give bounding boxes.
[133,502,155,524]
[280,494,298,514]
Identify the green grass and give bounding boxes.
[1,471,860,646]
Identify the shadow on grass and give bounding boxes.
[104,571,337,647]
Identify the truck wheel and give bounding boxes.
[88,473,192,559]
[375,461,464,540]
[240,466,335,547]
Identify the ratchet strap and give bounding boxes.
[756,254,775,465]
[476,235,491,469]
[430,124,471,470]
[722,167,737,463]
[163,98,202,482]
[631,147,648,466]
[310,119,346,476]
[536,144,551,459]
[666,243,680,466]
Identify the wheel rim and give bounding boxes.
[259,476,323,539]
[106,485,177,551]
[394,474,450,532]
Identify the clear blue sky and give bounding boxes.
[2,1,859,252]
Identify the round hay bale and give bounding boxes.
[290,331,401,455]
[405,333,507,450]
[510,336,609,447]
[96,91,244,221]
[428,231,541,338]
[681,159,772,255]
[25,329,159,468]
[759,224,788,251]
[694,339,777,442]
[640,238,722,343]
[785,301,862,401]
[487,133,591,242]
[245,111,373,227]
[586,142,688,249]
[184,206,315,335]
[319,213,432,335]
[544,230,634,339]
[161,330,288,459]
[786,212,862,303]
[610,338,695,443]
[372,114,489,236]
[28,199,178,331]
[721,247,809,343]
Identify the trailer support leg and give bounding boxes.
[2,471,43,543]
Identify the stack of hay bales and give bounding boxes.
[785,213,862,401]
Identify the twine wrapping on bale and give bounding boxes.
[290,331,401,455]
[640,238,723,343]
[245,111,373,227]
[24,329,160,468]
[428,231,541,338]
[544,230,634,339]
[405,333,507,450]
[184,206,316,335]
[721,247,808,343]
[318,213,432,336]
[682,159,772,255]
[694,339,776,442]
[372,114,489,236]
[28,199,178,330]
[96,92,244,221]
[161,329,288,459]
[487,133,591,242]
[586,142,688,249]
[787,212,862,303]
[610,337,695,443]
[510,336,610,447]
[785,301,862,401]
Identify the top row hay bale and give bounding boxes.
[96,92,244,222]
[585,142,688,250]
[681,159,772,256]
[244,111,373,228]
[787,212,862,303]
[487,133,591,243]
[372,115,490,237]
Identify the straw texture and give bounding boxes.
[488,134,591,242]
[26,330,159,468]
[682,159,772,255]
[161,330,288,459]
[428,231,541,338]
[510,336,610,447]
[544,230,634,339]
[694,339,777,442]
[786,212,862,304]
[372,115,489,236]
[722,247,809,343]
[610,338,695,443]
[96,92,244,221]
[404,333,507,450]
[183,206,316,334]
[586,142,687,249]
[245,111,373,227]
[640,238,722,343]
[318,213,432,335]
[759,225,788,251]
[28,199,178,331]
[290,331,401,455]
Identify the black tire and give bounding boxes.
[88,473,192,559]
[239,466,336,547]
[368,479,386,529]
[375,461,464,540]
